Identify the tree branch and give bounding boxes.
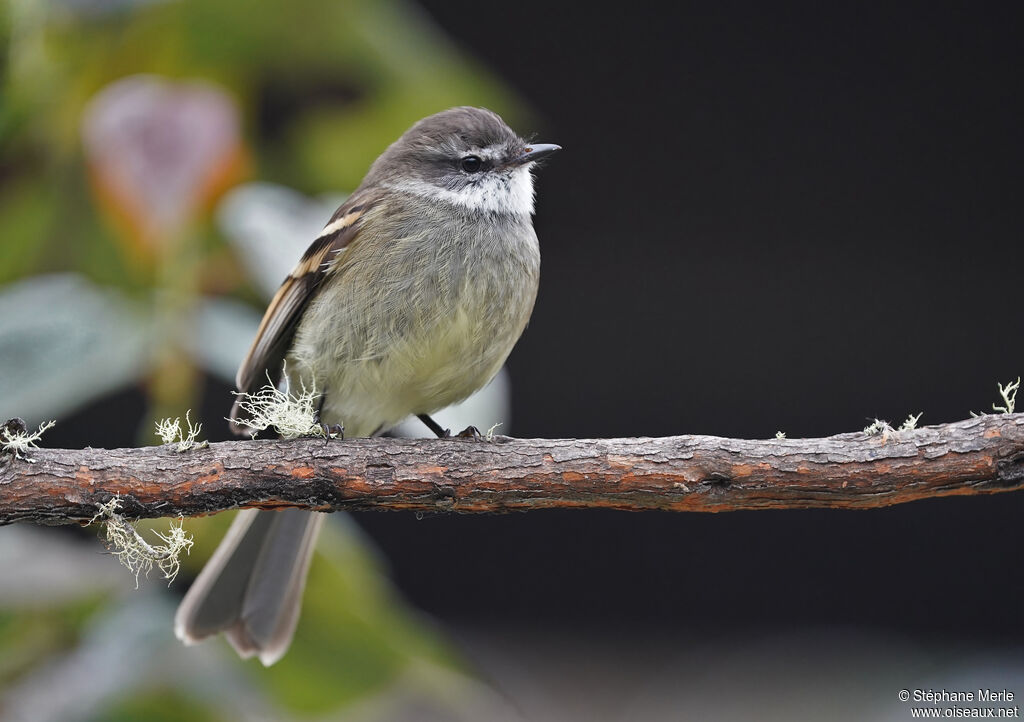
[3,415,1024,526]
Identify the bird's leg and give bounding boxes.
[314,394,344,440]
[418,413,450,438]
[418,414,479,439]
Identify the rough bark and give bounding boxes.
[2,414,1024,526]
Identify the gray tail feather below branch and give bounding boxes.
[174,508,324,666]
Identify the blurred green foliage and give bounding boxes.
[0,594,108,687]
[88,690,222,722]
[1,0,527,279]
[0,0,526,717]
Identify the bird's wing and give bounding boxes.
[230,193,376,430]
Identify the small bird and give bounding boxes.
[174,107,559,665]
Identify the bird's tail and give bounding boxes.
[174,508,324,666]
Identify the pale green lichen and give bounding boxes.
[971,377,1020,417]
[864,412,922,439]
[863,418,895,437]
[154,410,208,452]
[775,430,786,439]
[90,497,193,587]
[230,370,328,439]
[485,422,503,441]
[899,412,923,432]
[994,377,1019,414]
[1,419,56,462]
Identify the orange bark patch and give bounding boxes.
[290,466,315,479]
[731,463,770,477]
[606,455,641,470]
[341,478,375,494]
[75,466,94,487]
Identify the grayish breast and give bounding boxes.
[286,194,541,437]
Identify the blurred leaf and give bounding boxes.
[185,296,262,383]
[0,273,152,421]
[0,177,56,285]
[1,591,211,722]
[0,595,107,688]
[81,75,245,253]
[216,182,344,298]
[88,689,222,722]
[0,526,133,607]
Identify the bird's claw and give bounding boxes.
[321,423,344,441]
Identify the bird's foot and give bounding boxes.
[321,423,344,441]
[416,414,481,439]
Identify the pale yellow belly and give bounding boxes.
[289,288,531,438]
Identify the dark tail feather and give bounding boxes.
[174,509,324,666]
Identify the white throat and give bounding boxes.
[388,166,536,216]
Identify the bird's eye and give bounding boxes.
[460,155,483,173]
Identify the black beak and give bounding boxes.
[511,143,561,165]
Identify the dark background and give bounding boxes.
[374,1,1024,639]
[50,2,1024,641]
